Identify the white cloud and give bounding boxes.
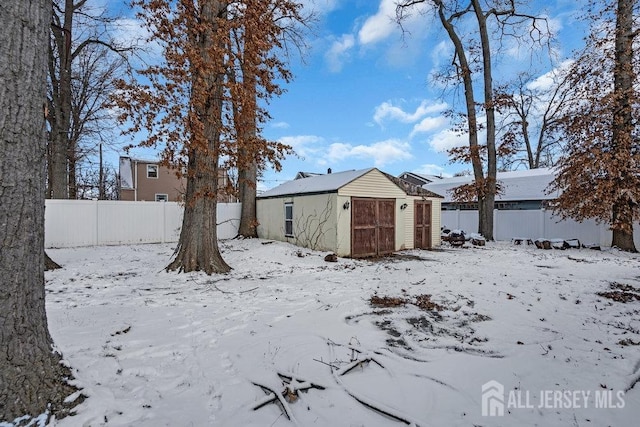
[358,0,398,45]
[271,121,290,129]
[410,115,448,137]
[112,18,162,64]
[373,100,448,125]
[326,139,412,167]
[325,34,355,73]
[527,59,574,91]
[430,40,451,68]
[279,135,324,158]
[427,128,469,153]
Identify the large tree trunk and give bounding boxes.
[474,0,496,240]
[236,65,259,238]
[435,1,485,235]
[610,0,637,252]
[167,151,231,274]
[237,160,258,237]
[167,0,231,274]
[0,0,78,422]
[611,194,636,252]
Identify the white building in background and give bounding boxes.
[424,168,558,210]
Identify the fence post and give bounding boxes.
[94,199,100,246]
[493,209,499,239]
[162,201,166,244]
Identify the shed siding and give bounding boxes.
[257,193,338,252]
[404,196,442,249]
[431,198,442,246]
[338,169,407,199]
[336,195,352,256]
[404,197,417,249]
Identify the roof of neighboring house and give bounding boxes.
[258,168,376,198]
[399,171,445,185]
[383,172,444,199]
[120,155,160,164]
[294,171,323,179]
[424,168,559,202]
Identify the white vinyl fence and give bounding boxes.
[441,209,640,248]
[45,200,241,248]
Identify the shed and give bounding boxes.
[256,168,443,257]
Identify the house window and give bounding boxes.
[147,164,158,178]
[284,203,293,237]
[155,193,168,202]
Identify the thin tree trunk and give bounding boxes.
[48,0,75,199]
[435,1,485,235]
[99,142,106,200]
[237,66,259,237]
[68,148,77,199]
[0,0,78,421]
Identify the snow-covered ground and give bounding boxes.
[43,239,640,426]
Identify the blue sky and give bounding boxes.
[116,0,586,190]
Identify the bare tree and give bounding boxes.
[48,0,131,199]
[551,0,639,252]
[230,0,309,238]
[495,68,571,170]
[397,0,550,239]
[1,0,79,421]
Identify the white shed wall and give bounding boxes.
[257,193,338,252]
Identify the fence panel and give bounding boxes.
[45,200,98,247]
[493,210,543,241]
[45,200,241,248]
[216,203,242,239]
[441,210,478,233]
[441,208,640,248]
[542,212,605,246]
[96,201,171,246]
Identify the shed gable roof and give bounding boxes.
[258,168,375,199]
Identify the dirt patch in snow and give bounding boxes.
[597,282,640,303]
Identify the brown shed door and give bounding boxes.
[414,201,432,249]
[351,198,396,257]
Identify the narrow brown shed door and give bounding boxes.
[377,199,395,255]
[414,200,432,249]
[351,198,396,257]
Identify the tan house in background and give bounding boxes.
[119,156,236,202]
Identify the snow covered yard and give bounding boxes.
[45,240,640,426]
